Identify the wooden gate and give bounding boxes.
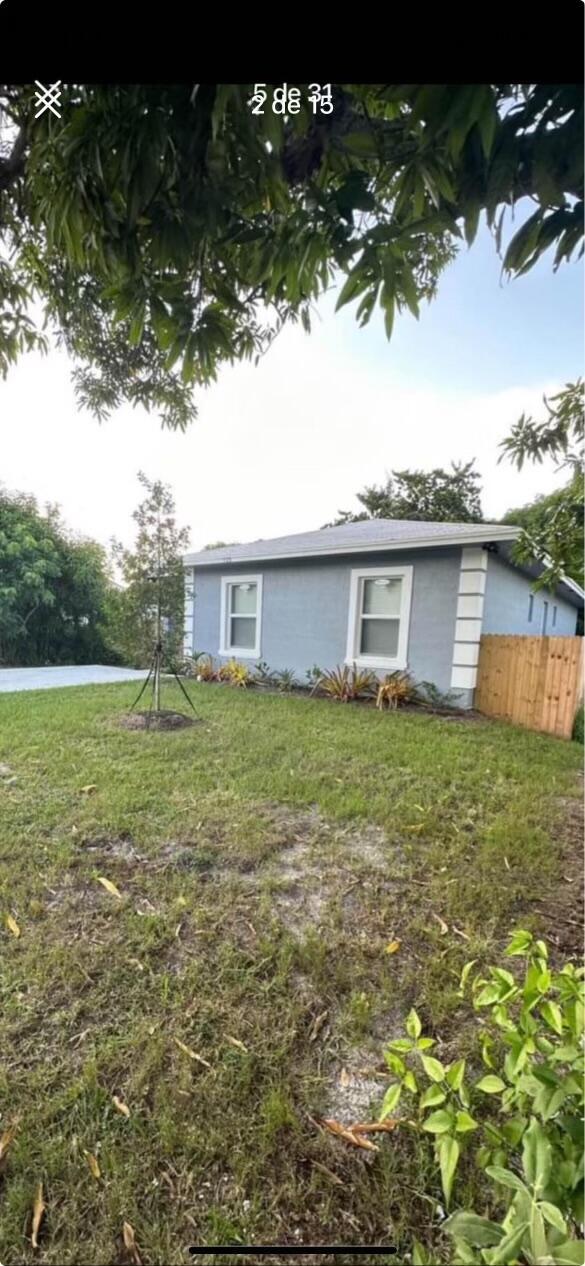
[475,635,584,739]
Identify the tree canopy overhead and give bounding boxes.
[0,83,582,427]
[500,379,584,589]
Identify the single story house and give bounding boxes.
[182,519,584,708]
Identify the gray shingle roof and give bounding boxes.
[183,517,519,567]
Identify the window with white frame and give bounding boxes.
[346,566,413,669]
[219,575,262,658]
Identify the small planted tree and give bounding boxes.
[112,474,189,683]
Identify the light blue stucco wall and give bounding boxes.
[482,553,578,636]
[189,548,462,694]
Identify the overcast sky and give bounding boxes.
[2,219,582,554]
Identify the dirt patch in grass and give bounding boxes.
[323,1053,390,1126]
[118,709,198,730]
[261,808,403,938]
[81,833,144,863]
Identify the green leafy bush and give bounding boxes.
[378,931,584,1265]
[572,705,584,745]
[253,660,277,686]
[416,680,463,712]
[274,668,299,692]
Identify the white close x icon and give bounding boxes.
[34,81,62,119]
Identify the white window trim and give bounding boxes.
[345,565,413,671]
[219,574,263,659]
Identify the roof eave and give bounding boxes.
[183,525,520,568]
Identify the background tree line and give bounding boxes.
[2,380,582,671]
[0,475,188,669]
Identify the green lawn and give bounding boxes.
[0,682,582,1266]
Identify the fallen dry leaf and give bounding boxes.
[385,939,401,954]
[351,1120,399,1134]
[432,912,449,936]
[31,1182,45,1249]
[112,1095,130,1118]
[309,1009,329,1042]
[173,1037,211,1068]
[339,1067,351,1088]
[225,1036,248,1053]
[97,877,122,899]
[79,784,98,795]
[85,1151,101,1180]
[5,914,20,938]
[0,1118,19,1175]
[452,925,470,941]
[122,1221,142,1265]
[504,855,511,871]
[319,1117,379,1152]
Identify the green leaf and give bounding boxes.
[384,1052,406,1077]
[446,1059,466,1091]
[403,1069,418,1094]
[541,1000,564,1036]
[529,1203,548,1264]
[412,1240,432,1266]
[420,1085,446,1110]
[438,1134,459,1208]
[457,959,476,995]
[335,269,368,313]
[505,930,533,956]
[406,1008,422,1040]
[444,1210,503,1248]
[379,1082,402,1121]
[455,1111,478,1133]
[476,1075,506,1094]
[422,1110,453,1134]
[475,984,503,1007]
[420,1054,445,1083]
[485,1166,530,1195]
[539,1203,568,1236]
[484,1221,529,1265]
[522,1117,552,1193]
[551,1240,585,1265]
[383,292,395,340]
[385,1038,413,1053]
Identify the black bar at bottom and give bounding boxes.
[188,1247,396,1256]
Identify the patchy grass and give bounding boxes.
[0,681,582,1265]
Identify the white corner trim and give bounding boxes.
[451,664,478,690]
[450,548,487,690]
[183,566,195,655]
[219,574,263,659]
[460,546,488,572]
[455,618,483,643]
[345,565,413,672]
[456,593,484,620]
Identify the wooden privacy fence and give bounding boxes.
[475,635,584,740]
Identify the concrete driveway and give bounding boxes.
[0,665,147,694]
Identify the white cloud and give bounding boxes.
[0,316,567,553]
